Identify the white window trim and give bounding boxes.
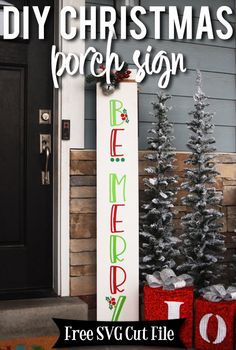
[54,0,85,296]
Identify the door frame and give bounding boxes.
[53,0,85,296]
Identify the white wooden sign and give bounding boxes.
[96,79,139,321]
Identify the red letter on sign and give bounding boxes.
[110,204,125,233]
[110,129,124,157]
[110,266,127,294]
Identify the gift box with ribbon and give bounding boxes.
[195,284,236,350]
[144,268,194,348]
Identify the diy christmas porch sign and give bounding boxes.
[96,73,139,321]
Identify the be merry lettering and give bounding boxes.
[108,99,129,321]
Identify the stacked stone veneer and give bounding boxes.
[70,150,236,308]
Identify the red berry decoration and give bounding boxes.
[106,296,117,310]
[111,297,116,306]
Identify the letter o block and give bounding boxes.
[144,285,194,348]
[195,297,236,350]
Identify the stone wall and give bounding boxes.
[70,150,236,308]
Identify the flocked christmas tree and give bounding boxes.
[230,231,236,285]
[140,92,180,281]
[177,71,226,291]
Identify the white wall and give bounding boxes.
[57,0,85,296]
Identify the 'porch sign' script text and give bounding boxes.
[97,79,139,321]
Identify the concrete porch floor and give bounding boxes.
[0,297,88,340]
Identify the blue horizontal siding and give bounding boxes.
[86,0,235,22]
[85,38,236,73]
[141,0,235,23]
[86,90,236,126]
[85,119,236,152]
[85,0,236,151]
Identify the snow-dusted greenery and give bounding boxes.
[177,71,226,291]
[230,231,236,285]
[140,93,180,281]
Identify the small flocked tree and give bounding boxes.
[140,93,180,282]
[230,231,236,285]
[177,71,226,291]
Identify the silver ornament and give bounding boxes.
[102,83,116,96]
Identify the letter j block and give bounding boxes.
[144,285,194,348]
[195,297,236,350]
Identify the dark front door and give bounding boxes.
[0,0,54,298]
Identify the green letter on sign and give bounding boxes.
[110,235,127,263]
[112,296,126,321]
[110,99,124,126]
[109,174,127,203]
